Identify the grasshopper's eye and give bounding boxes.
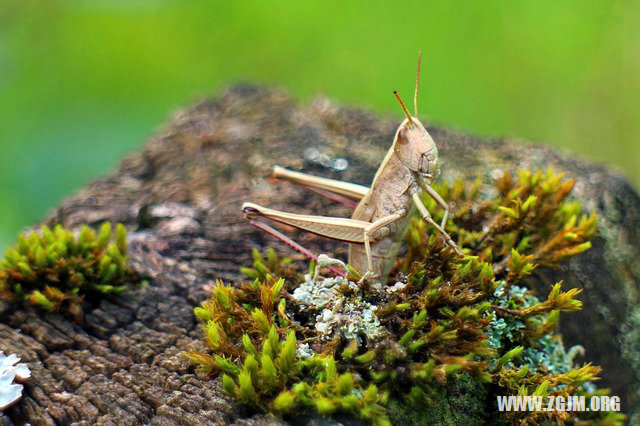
[397,128,409,144]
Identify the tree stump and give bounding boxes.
[1,86,639,424]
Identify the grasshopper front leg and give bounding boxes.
[411,192,464,257]
[421,183,451,231]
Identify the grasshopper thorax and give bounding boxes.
[393,117,439,181]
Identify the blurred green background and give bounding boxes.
[1,1,638,251]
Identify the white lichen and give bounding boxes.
[292,273,348,309]
[386,281,407,293]
[0,351,31,411]
[293,270,384,344]
[296,343,314,360]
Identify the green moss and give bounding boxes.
[188,169,624,425]
[387,374,492,426]
[0,222,136,321]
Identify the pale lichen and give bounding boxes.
[293,273,383,343]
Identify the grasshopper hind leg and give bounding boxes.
[246,218,346,278]
[272,166,369,208]
[242,202,405,283]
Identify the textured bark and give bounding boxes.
[1,86,639,424]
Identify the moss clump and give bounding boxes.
[0,222,136,321]
[188,169,624,424]
[185,277,388,424]
[489,282,626,425]
[386,373,490,425]
[405,168,597,276]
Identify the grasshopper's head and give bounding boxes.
[391,52,439,181]
[393,115,439,180]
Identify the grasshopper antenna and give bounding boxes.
[414,51,422,117]
[393,91,414,126]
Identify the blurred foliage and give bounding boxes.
[0,1,638,250]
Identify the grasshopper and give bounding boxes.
[242,52,463,283]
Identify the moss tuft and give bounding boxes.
[0,222,136,321]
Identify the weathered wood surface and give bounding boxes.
[1,86,639,424]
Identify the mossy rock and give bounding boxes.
[1,86,638,424]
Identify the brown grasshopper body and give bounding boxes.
[243,53,463,283]
[347,117,441,279]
